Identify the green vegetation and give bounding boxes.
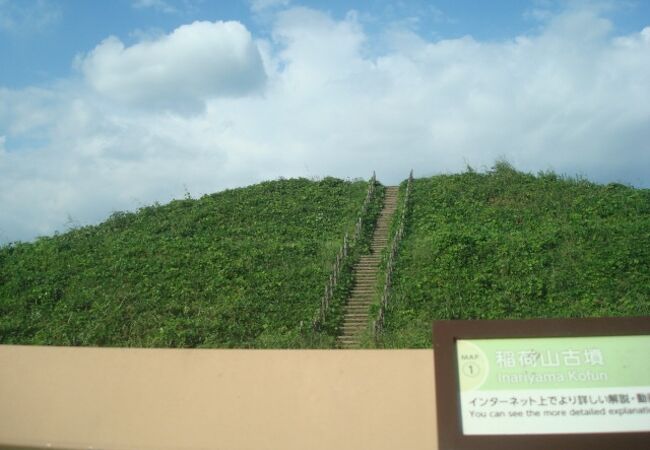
[3,164,648,350]
[378,163,650,347]
[0,177,378,348]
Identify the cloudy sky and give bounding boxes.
[1,0,649,243]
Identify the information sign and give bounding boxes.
[433,317,650,450]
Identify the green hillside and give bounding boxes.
[376,163,650,347]
[0,177,381,348]
[2,165,648,350]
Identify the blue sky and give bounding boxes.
[3,0,649,87]
[1,0,649,242]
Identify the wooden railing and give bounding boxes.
[373,170,413,339]
[311,172,377,331]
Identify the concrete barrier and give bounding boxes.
[0,346,438,450]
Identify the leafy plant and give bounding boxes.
[378,164,650,347]
[0,177,372,348]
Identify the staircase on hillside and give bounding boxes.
[337,186,399,348]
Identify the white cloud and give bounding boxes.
[1,4,649,243]
[0,0,60,34]
[78,21,267,112]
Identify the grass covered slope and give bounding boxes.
[0,177,370,348]
[381,163,650,347]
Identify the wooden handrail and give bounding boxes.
[373,170,413,339]
[312,172,377,331]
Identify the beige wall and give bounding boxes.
[0,346,437,450]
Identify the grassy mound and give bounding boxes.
[0,177,374,348]
[379,163,650,347]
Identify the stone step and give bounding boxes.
[341,328,365,334]
[341,327,366,333]
[340,330,363,335]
